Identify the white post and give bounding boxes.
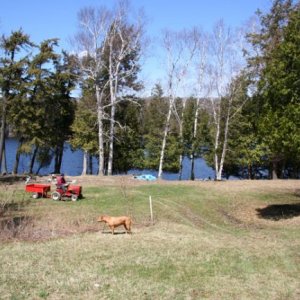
[149,195,153,225]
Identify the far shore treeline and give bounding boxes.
[0,0,299,180]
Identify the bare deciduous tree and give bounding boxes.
[105,1,145,176]
[74,6,111,175]
[75,1,145,176]
[209,20,248,180]
[158,29,198,179]
[190,29,209,180]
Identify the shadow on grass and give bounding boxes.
[256,203,300,221]
[101,231,128,235]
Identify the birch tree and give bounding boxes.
[190,29,209,180]
[158,29,198,179]
[74,2,144,176]
[105,1,144,175]
[209,20,247,180]
[74,7,111,175]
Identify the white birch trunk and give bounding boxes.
[107,94,116,176]
[158,100,172,179]
[178,99,187,180]
[190,97,200,180]
[214,123,221,180]
[106,8,143,176]
[107,112,115,175]
[107,45,115,176]
[218,97,232,180]
[82,150,88,176]
[96,85,105,175]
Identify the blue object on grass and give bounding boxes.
[134,174,157,181]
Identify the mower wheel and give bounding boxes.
[32,192,40,199]
[51,191,61,201]
[71,194,78,201]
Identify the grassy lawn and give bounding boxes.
[0,180,299,299]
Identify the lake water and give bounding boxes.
[6,138,216,180]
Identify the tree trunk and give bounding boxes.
[178,98,187,181]
[88,153,93,175]
[158,100,172,179]
[82,150,88,176]
[29,146,39,174]
[13,150,21,175]
[217,100,231,181]
[36,162,43,175]
[248,164,251,180]
[190,154,195,180]
[190,97,201,181]
[0,98,7,173]
[178,154,183,180]
[96,85,105,176]
[107,97,116,176]
[214,123,221,180]
[13,138,24,174]
[54,143,64,174]
[272,161,278,180]
[1,145,7,174]
[107,42,120,176]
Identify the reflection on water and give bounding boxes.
[6,138,215,180]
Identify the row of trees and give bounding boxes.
[0,0,299,179]
[0,33,77,175]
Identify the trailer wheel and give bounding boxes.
[71,194,78,201]
[52,191,61,201]
[32,192,40,199]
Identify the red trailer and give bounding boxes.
[25,184,51,199]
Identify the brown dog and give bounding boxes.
[97,215,132,234]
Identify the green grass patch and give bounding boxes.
[0,181,299,299]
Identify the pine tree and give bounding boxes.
[0,30,33,173]
[70,81,98,175]
[247,0,300,178]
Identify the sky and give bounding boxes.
[0,0,272,95]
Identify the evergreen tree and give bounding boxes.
[48,52,77,174]
[112,97,144,173]
[70,81,98,175]
[0,30,33,173]
[142,84,168,170]
[8,40,77,174]
[247,0,300,178]
[142,84,181,173]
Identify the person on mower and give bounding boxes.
[56,174,69,192]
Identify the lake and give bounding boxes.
[6,138,216,180]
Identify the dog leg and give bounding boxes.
[124,223,131,234]
[110,225,114,235]
[123,224,128,234]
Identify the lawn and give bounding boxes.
[0,178,299,299]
